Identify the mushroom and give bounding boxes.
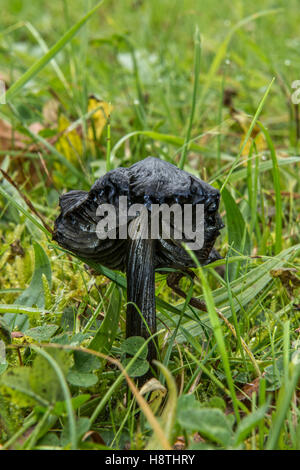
[53,157,224,377]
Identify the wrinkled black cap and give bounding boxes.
[53,157,224,270]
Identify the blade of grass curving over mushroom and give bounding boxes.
[5,0,105,102]
[178,26,201,170]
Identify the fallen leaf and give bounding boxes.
[236,376,262,402]
[11,332,24,338]
[56,114,83,164]
[82,430,106,445]
[270,268,300,298]
[173,436,185,450]
[0,119,26,151]
[87,96,112,154]
[43,99,59,125]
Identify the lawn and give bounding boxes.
[0,0,299,450]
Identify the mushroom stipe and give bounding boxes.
[53,157,224,383]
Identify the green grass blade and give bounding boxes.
[257,121,282,254]
[173,244,300,341]
[184,247,240,423]
[212,156,300,185]
[178,27,201,170]
[222,187,251,280]
[197,266,240,423]
[111,130,207,163]
[89,286,122,355]
[0,183,51,237]
[89,333,160,425]
[31,345,77,450]
[0,305,50,315]
[24,21,72,98]
[220,77,275,193]
[5,0,104,101]
[266,358,300,449]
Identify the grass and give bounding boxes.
[0,0,299,450]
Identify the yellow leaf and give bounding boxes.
[87,96,112,154]
[56,114,83,164]
[240,131,266,159]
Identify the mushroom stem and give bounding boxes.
[126,213,157,375]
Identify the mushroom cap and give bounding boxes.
[53,157,224,270]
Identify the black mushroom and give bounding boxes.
[53,157,224,375]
